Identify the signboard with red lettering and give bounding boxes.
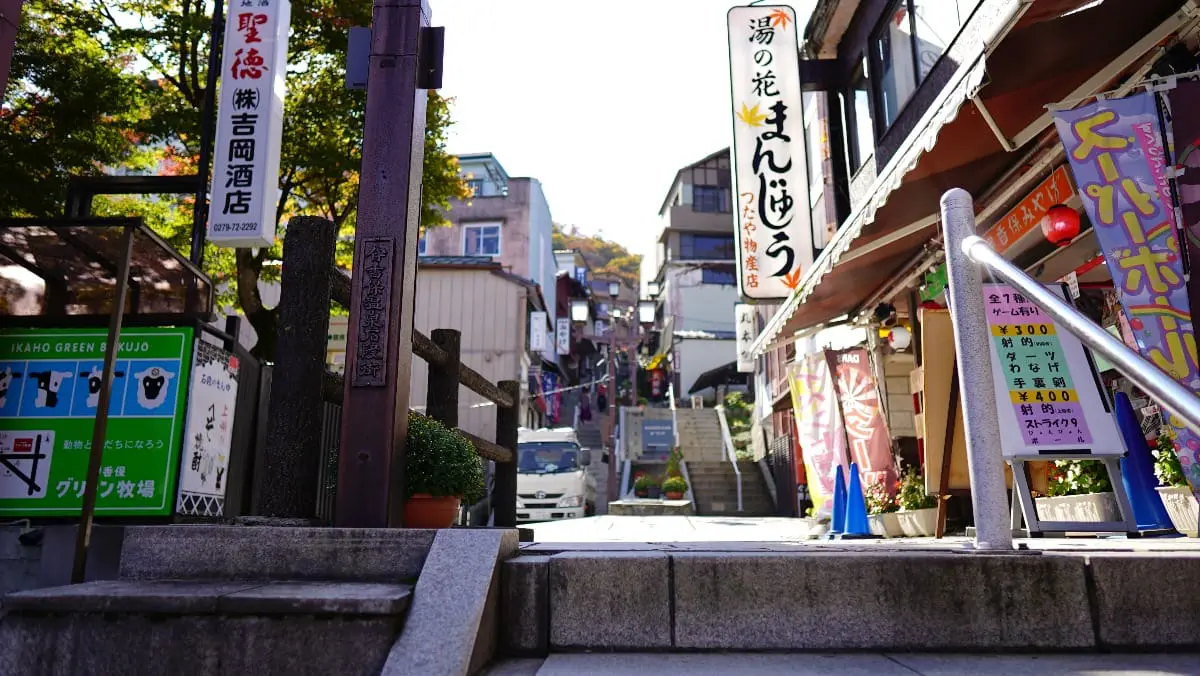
[209,0,292,248]
[727,5,814,300]
[981,166,1074,254]
[983,283,1122,457]
[1054,92,1200,489]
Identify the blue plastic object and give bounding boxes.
[1114,391,1174,531]
[843,462,872,536]
[829,465,847,535]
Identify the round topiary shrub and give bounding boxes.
[406,411,484,504]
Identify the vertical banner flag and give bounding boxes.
[728,5,814,300]
[1168,80,1200,346]
[529,312,548,352]
[209,0,292,248]
[788,352,848,518]
[1053,92,1200,492]
[735,304,756,373]
[831,348,897,494]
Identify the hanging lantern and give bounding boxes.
[887,326,912,351]
[1041,205,1081,247]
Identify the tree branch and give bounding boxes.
[235,248,264,315]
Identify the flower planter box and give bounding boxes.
[897,508,938,537]
[1034,492,1120,523]
[1156,486,1199,537]
[868,513,904,538]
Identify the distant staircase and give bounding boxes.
[687,461,775,516]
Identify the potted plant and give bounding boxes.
[633,474,654,498]
[646,475,663,499]
[404,411,485,528]
[662,475,688,500]
[864,481,902,538]
[1153,428,1199,537]
[896,466,938,537]
[666,447,684,479]
[1035,459,1120,523]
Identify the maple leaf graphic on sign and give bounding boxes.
[782,268,804,290]
[769,8,792,28]
[737,103,767,127]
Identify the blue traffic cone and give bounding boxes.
[841,463,877,538]
[827,465,846,539]
[1114,392,1174,532]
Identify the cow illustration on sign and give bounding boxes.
[80,366,126,409]
[0,366,20,409]
[30,371,72,409]
[134,367,175,410]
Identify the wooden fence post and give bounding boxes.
[493,380,521,528]
[426,329,460,429]
[258,216,336,519]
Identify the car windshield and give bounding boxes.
[517,442,581,474]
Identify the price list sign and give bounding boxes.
[982,283,1123,457]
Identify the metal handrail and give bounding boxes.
[962,236,1200,433]
[714,405,744,513]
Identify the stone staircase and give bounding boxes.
[687,461,775,516]
[0,525,515,676]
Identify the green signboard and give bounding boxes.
[0,327,193,516]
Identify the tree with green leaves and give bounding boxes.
[552,222,642,291]
[3,0,470,359]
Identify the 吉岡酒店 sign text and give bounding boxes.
[727,5,814,301]
[981,165,1074,254]
[208,0,292,249]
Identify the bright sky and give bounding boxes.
[434,1,816,284]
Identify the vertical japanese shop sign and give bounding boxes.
[1053,93,1200,489]
[788,352,848,518]
[209,0,292,248]
[0,328,193,516]
[735,304,756,373]
[830,348,897,494]
[555,318,571,356]
[728,5,814,300]
[177,340,240,517]
[529,311,548,352]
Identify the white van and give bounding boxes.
[515,427,596,522]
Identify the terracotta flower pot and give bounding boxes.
[405,494,461,528]
[665,491,684,500]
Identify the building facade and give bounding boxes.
[650,149,742,403]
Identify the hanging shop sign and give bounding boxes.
[981,165,1074,255]
[830,348,898,493]
[727,5,814,300]
[209,0,293,248]
[735,304,756,373]
[555,317,571,356]
[177,340,240,518]
[787,352,848,519]
[1053,92,1200,487]
[529,311,549,352]
[0,328,193,516]
[984,283,1124,456]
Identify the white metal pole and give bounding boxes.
[940,188,1013,551]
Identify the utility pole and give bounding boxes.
[0,0,24,96]
[606,328,618,503]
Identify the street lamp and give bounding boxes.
[647,281,660,298]
[608,280,620,298]
[569,298,590,323]
[637,300,655,326]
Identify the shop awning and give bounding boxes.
[752,0,1199,355]
[688,361,752,395]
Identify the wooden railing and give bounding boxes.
[261,217,518,527]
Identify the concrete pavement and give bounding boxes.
[488,653,1200,675]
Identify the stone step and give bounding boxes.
[499,551,1200,653]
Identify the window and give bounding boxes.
[873,0,965,131]
[701,267,736,286]
[417,235,427,256]
[464,223,501,256]
[843,57,875,174]
[466,178,485,196]
[692,185,730,213]
[679,233,735,261]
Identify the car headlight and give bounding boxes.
[516,499,525,509]
[557,495,583,508]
